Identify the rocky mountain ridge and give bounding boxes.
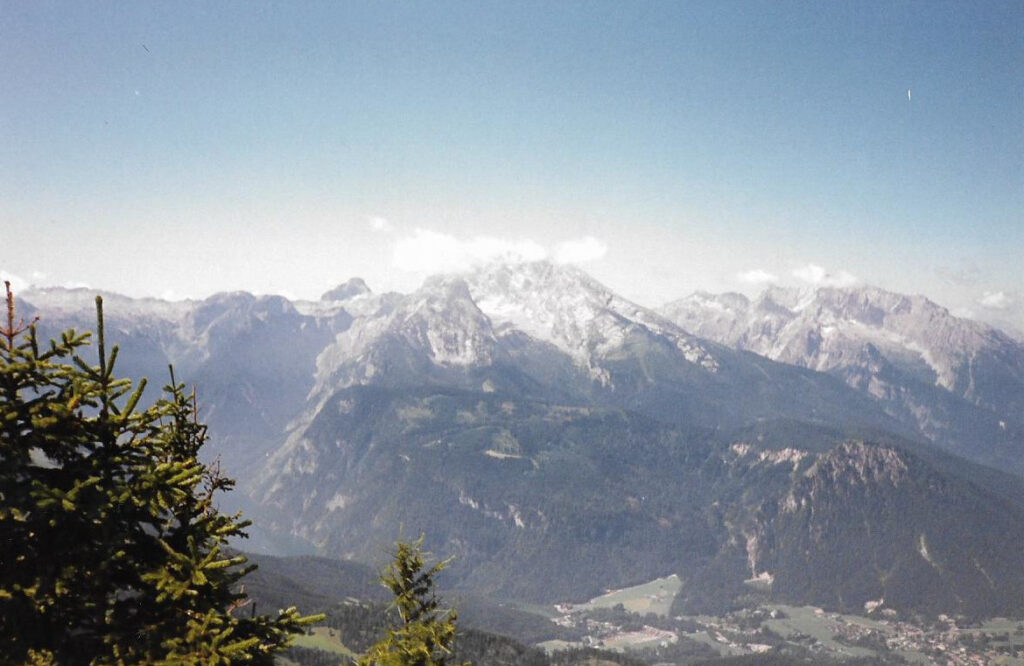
[659,285,1024,472]
[16,263,1024,616]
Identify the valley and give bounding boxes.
[251,558,1024,665]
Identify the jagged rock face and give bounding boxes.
[329,278,499,369]
[179,293,339,473]
[465,262,719,382]
[660,285,1024,473]
[251,379,1024,615]
[307,277,552,408]
[799,440,910,488]
[660,291,754,346]
[663,285,1024,401]
[303,263,909,438]
[763,441,1024,617]
[18,287,347,473]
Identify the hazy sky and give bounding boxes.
[2,2,1022,331]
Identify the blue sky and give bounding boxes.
[1,2,1021,331]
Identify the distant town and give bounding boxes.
[539,576,1024,664]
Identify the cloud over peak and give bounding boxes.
[736,268,779,285]
[980,291,1011,310]
[553,236,608,264]
[792,263,858,288]
[0,270,28,292]
[392,228,607,275]
[368,216,392,233]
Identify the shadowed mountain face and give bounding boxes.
[660,286,1024,474]
[761,441,1024,617]
[17,263,1024,616]
[21,288,350,475]
[250,384,1024,615]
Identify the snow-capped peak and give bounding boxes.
[466,261,718,376]
[658,282,1024,438]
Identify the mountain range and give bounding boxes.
[660,286,1024,472]
[17,261,1024,617]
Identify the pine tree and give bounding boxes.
[357,536,468,666]
[0,282,321,664]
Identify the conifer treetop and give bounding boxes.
[0,282,321,664]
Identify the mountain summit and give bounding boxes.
[464,261,718,382]
[321,277,371,302]
[660,284,1024,472]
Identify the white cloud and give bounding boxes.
[0,270,28,292]
[392,228,547,274]
[936,263,980,287]
[2,270,65,293]
[951,307,976,320]
[159,288,198,301]
[368,216,392,233]
[791,264,827,283]
[392,229,608,274]
[980,291,1011,310]
[736,268,779,285]
[792,263,858,288]
[554,236,607,264]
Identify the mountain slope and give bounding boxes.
[761,441,1024,616]
[660,286,1024,473]
[251,382,1024,615]
[307,263,911,439]
[20,287,350,473]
